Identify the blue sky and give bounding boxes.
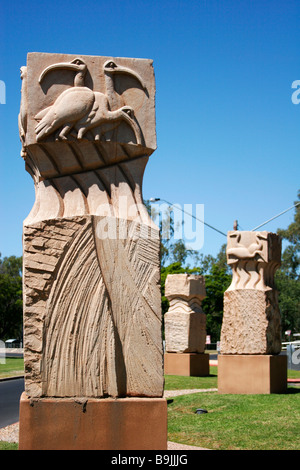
[0,0,299,260]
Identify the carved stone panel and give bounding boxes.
[20,52,156,181]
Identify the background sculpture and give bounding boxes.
[221,230,282,355]
[164,273,209,376]
[218,231,287,394]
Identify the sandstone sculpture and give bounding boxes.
[220,231,282,355]
[164,273,209,376]
[164,274,207,353]
[218,231,287,394]
[19,52,163,400]
[19,52,167,450]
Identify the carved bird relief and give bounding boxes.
[34,58,146,144]
[227,232,267,260]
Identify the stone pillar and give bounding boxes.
[218,231,287,394]
[18,52,167,449]
[164,274,209,376]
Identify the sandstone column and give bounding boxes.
[164,274,209,376]
[218,231,287,394]
[18,52,167,450]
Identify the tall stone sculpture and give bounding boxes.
[164,274,209,376]
[218,231,287,394]
[18,52,167,450]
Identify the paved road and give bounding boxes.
[0,378,24,428]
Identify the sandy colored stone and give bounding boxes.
[221,289,281,354]
[218,355,287,394]
[20,53,163,399]
[220,231,282,355]
[18,393,168,450]
[164,274,207,353]
[165,273,206,300]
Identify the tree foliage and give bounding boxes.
[0,254,23,341]
[276,190,300,335]
[160,252,231,343]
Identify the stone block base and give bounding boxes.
[164,353,209,376]
[218,354,287,394]
[18,393,167,450]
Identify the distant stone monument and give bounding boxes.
[164,274,209,376]
[18,52,167,450]
[218,231,287,394]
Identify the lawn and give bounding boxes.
[167,388,300,450]
[164,366,218,390]
[0,358,24,379]
[166,366,300,450]
[0,442,18,450]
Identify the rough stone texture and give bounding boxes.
[164,274,207,353]
[20,53,163,399]
[220,231,282,355]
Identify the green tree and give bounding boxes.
[275,271,300,334]
[277,190,300,279]
[160,247,231,343]
[0,255,22,277]
[276,191,300,334]
[144,199,198,267]
[169,239,196,266]
[0,254,23,341]
[201,263,231,342]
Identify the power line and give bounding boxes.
[251,202,300,231]
[149,197,227,237]
[149,198,300,236]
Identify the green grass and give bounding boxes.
[166,366,300,450]
[288,368,300,379]
[0,441,18,450]
[0,358,24,379]
[167,388,300,450]
[164,366,218,390]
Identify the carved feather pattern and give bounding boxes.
[24,216,163,398]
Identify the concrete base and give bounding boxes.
[218,354,287,394]
[164,352,210,376]
[18,393,168,450]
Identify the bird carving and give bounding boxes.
[75,93,142,144]
[227,233,267,260]
[34,58,146,144]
